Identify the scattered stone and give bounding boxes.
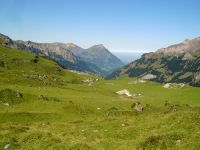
[82,79,93,83]
[97,107,101,110]
[82,78,99,86]
[16,90,23,98]
[163,83,185,89]
[179,83,185,88]
[176,139,181,145]
[170,105,177,112]
[116,89,132,97]
[163,83,171,88]
[3,103,9,106]
[132,93,142,97]
[121,123,126,127]
[131,102,143,112]
[4,144,10,149]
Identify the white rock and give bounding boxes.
[4,144,10,149]
[163,83,171,88]
[134,102,143,112]
[179,83,185,88]
[116,89,132,97]
[3,103,9,106]
[141,74,157,80]
[121,123,125,127]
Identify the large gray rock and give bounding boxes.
[141,74,157,80]
[132,102,143,112]
[116,89,132,97]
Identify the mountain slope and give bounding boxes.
[0,45,96,87]
[0,33,106,75]
[157,37,200,55]
[76,44,124,73]
[107,37,200,86]
[1,45,200,149]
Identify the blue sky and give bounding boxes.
[1,0,200,52]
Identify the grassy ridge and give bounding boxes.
[0,46,200,149]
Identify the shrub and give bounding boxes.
[0,89,23,105]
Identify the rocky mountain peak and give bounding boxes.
[89,44,106,50]
[65,43,81,48]
[156,37,200,55]
[0,33,123,76]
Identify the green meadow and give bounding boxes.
[0,46,200,150]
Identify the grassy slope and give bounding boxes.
[0,46,200,150]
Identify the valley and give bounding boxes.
[0,45,200,149]
[1,0,200,149]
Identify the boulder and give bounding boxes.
[131,102,143,112]
[163,83,171,88]
[163,83,185,88]
[141,74,157,80]
[4,144,10,149]
[116,89,132,97]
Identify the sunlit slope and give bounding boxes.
[0,46,200,149]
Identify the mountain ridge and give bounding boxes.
[0,33,123,76]
[107,36,200,86]
[156,37,200,55]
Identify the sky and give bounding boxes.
[1,0,200,53]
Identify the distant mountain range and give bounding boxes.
[0,33,123,76]
[107,37,200,86]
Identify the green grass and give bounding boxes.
[0,46,200,149]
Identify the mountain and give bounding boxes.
[157,37,200,55]
[62,43,84,55]
[107,37,200,86]
[0,33,122,75]
[1,40,200,150]
[73,44,124,73]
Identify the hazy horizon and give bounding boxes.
[113,51,142,64]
